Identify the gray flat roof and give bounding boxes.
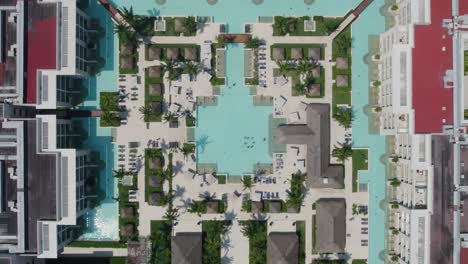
[25,120,57,252]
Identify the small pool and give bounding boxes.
[196,44,272,175]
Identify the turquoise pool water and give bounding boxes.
[196,44,272,175]
[78,0,119,241]
[109,0,361,32]
[351,0,386,263]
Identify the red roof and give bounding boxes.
[0,64,4,87]
[461,247,468,263]
[412,0,453,133]
[25,15,57,104]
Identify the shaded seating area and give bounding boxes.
[150,102,163,114]
[307,83,321,97]
[148,83,163,97]
[167,47,180,60]
[184,47,197,61]
[311,67,321,78]
[252,201,263,214]
[267,232,299,264]
[316,198,346,253]
[148,66,162,78]
[272,47,286,61]
[269,201,282,213]
[120,206,135,219]
[336,57,349,70]
[148,156,164,169]
[307,47,321,60]
[148,175,162,187]
[120,56,134,71]
[148,192,164,206]
[290,48,303,60]
[120,223,135,237]
[148,46,162,61]
[172,233,202,264]
[120,43,133,56]
[336,75,349,87]
[206,200,220,214]
[174,17,186,33]
[275,104,344,188]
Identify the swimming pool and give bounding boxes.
[77,0,119,241]
[196,44,272,175]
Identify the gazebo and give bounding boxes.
[150,102,163,114]
[184,47,197,61]
[307,84,321,97]
[120,206,135,218]
[272,48,286,61]
[290,48,303,60]
[149,83,163,97]
[336,75,349,87]
[307,47,321,60]
[120,56,134,70]
[174,18,186,33]
[148,156,163,169]
[206,201,219,214]
[311,67,321,78]
[149,175,162,187]
[267,233,299,264]
[148,66,162,78]
[252,201,263,214]
[120,43,133,56]
[336,57,349,70]
[166,48,180,60]
[148,47,162,61]
[120,223,135,237]
[269,201,282,213]
[149,192,164,206]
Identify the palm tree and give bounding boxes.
[183,16,197,35]
[184,61,199,79]
[113,169,129,179]
[120,6,136,27]
[273,17,295,35]
[180,144,195,160]
[216,34,226,48]
[293,83,307,95]
[163,207,180,223]
[146,148,162,160]
[139,105,152,121]
[332,144,353,163]
[163,60,181,81]
[199,191,216,201]
[241,176,254,190]
[332,107,354,129]
[187,200,207,216]
[164,112,178,123]
[286,171,305,211]
[277,61,290,77]
[296,59,314,74]
[245,36,260,49]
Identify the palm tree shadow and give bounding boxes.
[221,255,233,264]
[173,160,184,176]
[173,184,186,198]
[224,210,237,221]
[196,135,211,153]
[221,236,233,255]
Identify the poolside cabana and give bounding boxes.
[290,48,303,60]
[149,192,164,206]
[336,57,349,70]
[148,66,162,78]
[311,67,321,78]
[267,233,299,264]
[307,47,321,60]
[149,175,162,187]
[307,84,321,97]
[172,233,202,264]
[272,48,286,61]
[120,43,133,56]
[148,47,162,61]
[269,201,282,213]
[206,200,219,214]
[252,201,263,214]
[148,156,164,169]
[149,83,163,97]
[174,18,186,33]
[120,56,134,70]
[150,102,163,114]
[184,47,197,61]
[336,75,349,87]
[120,223,135,237]
[167,48,180,60]
[120,206,135,218]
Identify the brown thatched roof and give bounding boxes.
[148,47,162,61]
[121,43,133,56]
[148,66,162,78]
[120,223,135,237]
[149,175,162,187]
[184,47,197,61]
[120,206,135,218]
[316,198,346,253]
[172,233,202,264]
[174,18,185,33]
[167,48,180,60]
[269,201,282,213]
[206,201,219,214]
[336,75,349,87]
[150,102,163,113]
[307,84,321,97]
[267,233,299,264]
[120,56,134,70]
[307,47,321,60]
[290,48,303,60]
[252,201,263,214]
[311,67,321,78]
[336,57,349,70]
[149,83,163,97]
[149,192,164,206]
[148,156,163,169]
[272,48,285,61]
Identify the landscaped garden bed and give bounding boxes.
[332,26,352,108]
[150,220,172,264]
[273,16,343,36]
[117,171,139,242]
[144,148,167,206]
[202,221,231,264]
[352,149,369,192]
[99,92,120,127]
[240,220,267,264]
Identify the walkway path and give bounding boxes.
[222,221,249,264]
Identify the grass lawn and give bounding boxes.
[150,221,172,264]
[202,221,231,264]
[352,260,368,264]
[153,17,197,37]
[352,149,369,192]
[110,258,127,264]
[296,221,306,264]
[464,50,468,75]
[100,92,119,111]
[273,16,343,36]
[240,220,267,264]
